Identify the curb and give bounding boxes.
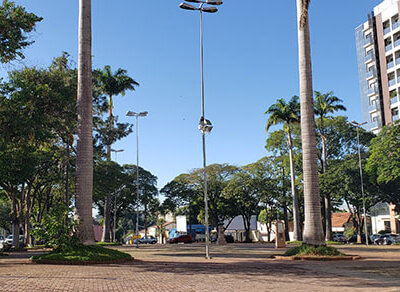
[30,257,134,265]
[272,255,361,261]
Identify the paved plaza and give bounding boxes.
[0,243,400,291]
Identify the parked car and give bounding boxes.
[346,234,372,244]
[374,234,400,245]
[332,233,347,242]
[2,235,25,250]
[134,236,157,244]
[370,234,381,242]
[210,234,234,243]
[168,235,193,244]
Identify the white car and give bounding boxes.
[3,235,25,248]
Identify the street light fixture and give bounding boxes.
[126,110,148,248]
[349,120,369,245]
[179,0,222,260]
[111,148,124,161]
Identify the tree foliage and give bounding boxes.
[0,0,42,63]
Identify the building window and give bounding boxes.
[384,221,391,231]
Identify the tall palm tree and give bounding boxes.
[296,0,325,245]
[314,91,346,241]
[94,65,139,242]
[266,96,302,241]
[75,0,95,244]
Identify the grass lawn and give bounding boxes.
[95,242,121,246]
[30,244,131,263]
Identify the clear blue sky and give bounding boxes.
[4,0,382,189]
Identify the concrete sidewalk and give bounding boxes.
[0,243,399,291]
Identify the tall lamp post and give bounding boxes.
[126,111,148,248]
[349,120,369,245]
[179,0,222,260]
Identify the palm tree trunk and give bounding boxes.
[321,123,332,241]
[288,133,302,241]
[102,95,114,242]
[296,0,324,246]
[75,0,95,245]
[322,141,332,241]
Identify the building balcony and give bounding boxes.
[396,57,400,65]
[386,43,393,52]
[387,61,394,69]
[395,39,400,48]
[364,36,372,46]
[365,54,373,62]
[369,102,378,111]
[368,86,377,95]
[384,26,391,35]
[389,79,396,87]
[393,21,400,30]
[391,96,398,104]
[370,120,379,129]
[393,114,399,122]
[366,70,375,79]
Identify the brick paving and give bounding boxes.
[0,243,399,291]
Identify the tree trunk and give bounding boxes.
[65,138,70,207]
[296,0,325,246]
[75,0,95,245]
[283,203,290,241]
[101,192,112,242]
[243,215,252,243]
[217,225,226,245]
[288,134,302,241]
[321,129,332,241]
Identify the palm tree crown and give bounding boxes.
[94,65,139,114]
[314,91,346,122]
[265,96,300,133]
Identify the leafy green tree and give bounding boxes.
[258,208,277,242]
[223,157,278,242]
[31,204,78,251]
[266,129,303,240]
[123,165,158,236]
[314,91,346,241]
[189,164,239,237]
[93,65,138,242]
[160,174,201,233]
[0,191,11,233]
[265,96,302,240]
[366,122,400,209]
[320,156,380,243]
[0,0,42,63]
[0,55,78,247]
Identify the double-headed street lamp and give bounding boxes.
[126,111,148,248]
[111,148,124,161]
[179,0,222,260]
[349,120,369,245]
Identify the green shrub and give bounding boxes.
[284,244,343,257]
[326,241,344,245]
[344,226,356,239]
[32,204,78,252]
[285,240,302,245]
[96,242,120,246]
